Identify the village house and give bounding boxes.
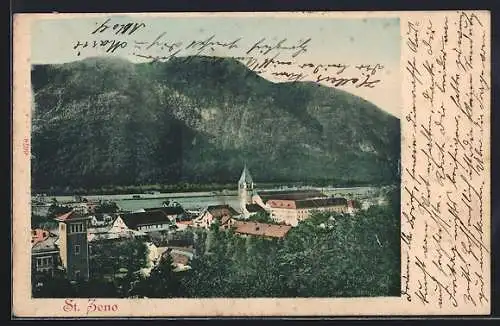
[232,221,292,239]
[121,210,174,233]
[143,206,189,223]
[346,200,359,215]
[161,247,194,272]
[193,204,239,229]
[175,220,194,231]
[137,242,164,277]
[63,200,99,215]
[89,213,115,227]
[31,229,61,279]
[54,210,91,281]
[235,167,352,226]
[267,197,349,226]
[87,215,146,242]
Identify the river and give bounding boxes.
[35,186,383,212]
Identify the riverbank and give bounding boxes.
[32,181,390,197]
[34,185,391,205]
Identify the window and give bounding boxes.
[36,256,53,267]
[35,256,53,273]
[69,223,84,233]
[74,245,80,255]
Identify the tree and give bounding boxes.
[81,200,401,299]
[94,201,119,214]
[47,204,72,219]
[89,238,149,296]
[31,214,58,229]
[247,211,276,224]
[32,267,75,298]
[132,254,182,298]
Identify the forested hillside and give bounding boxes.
[31,56,400,192]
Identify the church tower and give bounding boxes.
[238,165,254,216]
[55,210,90,282]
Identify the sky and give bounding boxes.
[31,14,401,117]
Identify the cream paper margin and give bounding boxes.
[12,11,491,317]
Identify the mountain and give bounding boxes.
[31,56,400,192]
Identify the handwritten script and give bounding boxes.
[401,11,490,312]
[71,18,384,89]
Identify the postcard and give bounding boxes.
[12,11,491,317]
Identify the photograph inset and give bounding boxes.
[30,16,401,298]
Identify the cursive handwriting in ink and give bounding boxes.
[402,12,490,311]
[92,18,146,35]
[246,37,312,58]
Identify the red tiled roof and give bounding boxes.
[207,204,239,218]
[54,210,74,221]
[31,228,49,247]
[267,200,297,209]
[233,221,292,238]
[31,228,58,253]
[54,210,89,221]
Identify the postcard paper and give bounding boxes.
[12,11,490,317]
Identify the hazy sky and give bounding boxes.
[31,15,401,117]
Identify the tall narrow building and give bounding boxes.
[55,210,91,282]
[238,165,254,216]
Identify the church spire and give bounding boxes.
[238,164,255,217]
[238,164,253,187]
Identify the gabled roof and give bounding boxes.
[233,221,292,238]
[144,206,185,215]
[206,204,239,218]
[31,228,50,247]
[31,229,59,253]
[54,210,90,222]
[92,213,115,221]
[121,210,171,229]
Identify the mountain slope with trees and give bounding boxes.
[31,56,400,192]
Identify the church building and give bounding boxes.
[238,165,256,218]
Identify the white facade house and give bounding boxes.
[122,210,174,233]
[193,205,238,229]
[88,216,146,242]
